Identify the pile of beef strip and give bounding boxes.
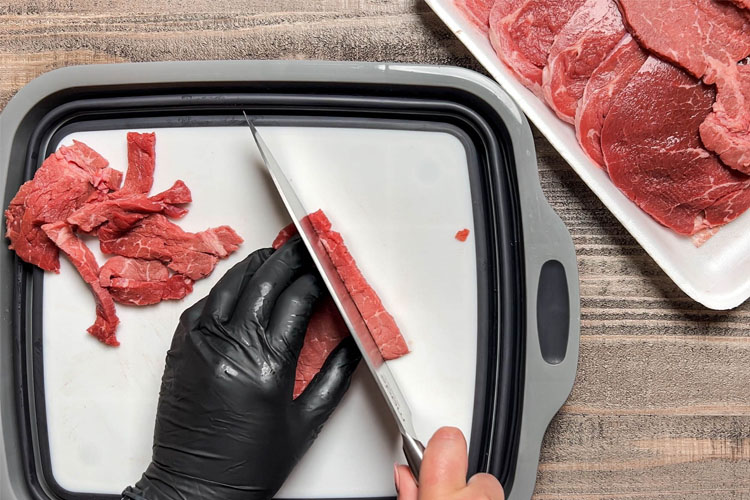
[455,0,750,241]
[5,132,242,345]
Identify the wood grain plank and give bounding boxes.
[1,2,748,498]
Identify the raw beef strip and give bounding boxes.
[271,223,350,399]
[272,222,298,250]
[121,132,156,194]
[57,140,122,193]
[100,256,193,306]
[99,214,243,280]
[67,180,191,232]
[617,0,750,172]
[601,57,750,235]
[541,0,625,123]
[41,222,120,345]
[5,141,117,272]
[308,210,409,360]
[575,34,647,166]
[489,0,587,95]
[293,298,350,398]
[454,0,494,32]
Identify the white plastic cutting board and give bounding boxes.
[43,126,478,497]
[426,0,750,310]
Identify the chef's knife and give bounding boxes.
[244,113,425,482]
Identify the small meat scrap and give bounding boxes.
[100,256,193,306]
[5,141,117,272]
[99,214,243,280]
[5,132,242,346]
[308,209,409,360]
[41,222,120,345]
[455,228,470,242]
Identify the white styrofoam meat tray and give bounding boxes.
[43,126,479,497]
[426,0,750,310]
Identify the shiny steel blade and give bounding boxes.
[244,114,417,438]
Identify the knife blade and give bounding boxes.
[244,113,425,481]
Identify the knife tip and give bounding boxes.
[241,110,256,132]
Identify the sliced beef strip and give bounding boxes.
[41,222,120,346]
[617,0,750,173]
[99,256,194,306]
[121,132,156,195]
[307,210,409,360]
[293,298,350,398]
[67,180,191,233]
[541,0,625,123]
[100,256,170,285]
[601,57,750,235]
[575,34,648,166]
[99,213,243,280]
[58,140,122,193]
[489,0,587,95]
[5,141,118,272]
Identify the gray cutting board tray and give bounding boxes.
[0,60,580,500]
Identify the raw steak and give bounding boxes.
[307,210,409,360]
[271,224,350,399]
[601,57,750,235]
[541,0,625,123]
[41,222,120,345]
[454,0,495,32]
[489,0,587,95]
[617,0,750,173]
[575,34,647,166]
[99,214,243,280]
[728,0,750,9]
[5,141,118,272]
[121,132,156,194]
[67,180,191,232]
[700,65,750,172]
[100,256,194,306]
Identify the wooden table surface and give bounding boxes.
[2,1,749,498]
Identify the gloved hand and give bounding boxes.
[123,236,361,500]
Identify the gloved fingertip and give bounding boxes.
[331,336,363,372]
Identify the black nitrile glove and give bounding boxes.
[122,236,361,500]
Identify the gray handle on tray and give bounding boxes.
[402,432,426,483]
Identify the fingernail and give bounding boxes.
[393,463,400,493]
